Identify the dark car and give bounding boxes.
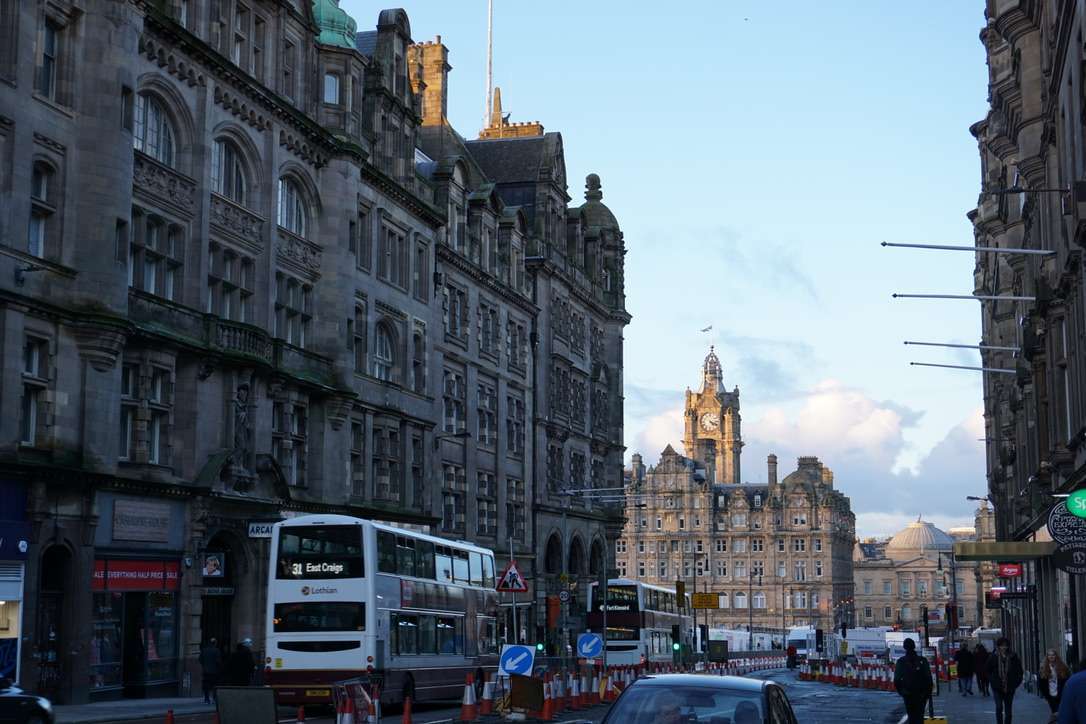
[0,678,54,724]
[601,673,797,724]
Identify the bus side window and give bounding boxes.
[437,616,460,654]
[417,540,436,579]
[436,546,453,582]
[396,536,417,577]
[453,549,470,583]
[418,615,437,654]
[378,531,397,573]
[483,555,495,588]
[469,552,483,586]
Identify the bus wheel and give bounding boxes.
[402,673,416,703]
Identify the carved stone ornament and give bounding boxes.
[133,153,196,215]
[325,392,356,431]
[277,230,322,274]
[210,195,264,247]
[69,320,128,372]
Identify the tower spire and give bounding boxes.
[484,0,493,131]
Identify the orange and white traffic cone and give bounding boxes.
[165,710,175,724]
[590,669,601,706]
[479,673,494,716]
[569,671,581,710]
[401,696,413,724]
[459,672,479,722]
[296,706,305,724]
[366,695,378,724]
[580,671,591,708]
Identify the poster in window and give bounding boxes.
[202,552,225,578]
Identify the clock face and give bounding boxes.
[700,412,720,432]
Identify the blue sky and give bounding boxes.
[343,1,992,536]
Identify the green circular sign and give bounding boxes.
[1066,490,1086,518]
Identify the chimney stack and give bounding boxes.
[408,36,450,127]
[767,454,777,485]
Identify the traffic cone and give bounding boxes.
[541,673,555,721]
[569,671,581,710]
[366,694,377,724]
[606,670,618,702]
[401,696,413,724]
[340,695,355,724]
[296,706,305,724]
[580,670,590,708]
[479,674,494,716]
[590,669,600,705]
[165,710,175,724]
[459,672,478,722]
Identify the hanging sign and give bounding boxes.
[1048,503,1086,545]
[1067,490,1086,519]
[997,563,1023,578]
[1054,541,1086,575]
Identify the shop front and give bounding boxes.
[0,479,30,682]
[91,493,186,700]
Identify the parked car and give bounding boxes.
[601,673,797,724]
[0,679,54,724]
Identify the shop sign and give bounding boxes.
[0,520,31,560]
[1068,490,1086,518]
[93,559,180,591]
[113,500,171,543]
[203,586,235,596]
[1047,503,1086,545]
[247,521,276,538]
[997,563,1023,578]
[1054,541,1086,575]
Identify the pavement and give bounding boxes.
[906,680,1054,724]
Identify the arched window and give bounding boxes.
[28,162,54,258]
[374,323,394,381]
[211,139,246,203]
[734,591,747,609]
[133,94,175,166]
[719,592,730,609]
[277,177,307,236]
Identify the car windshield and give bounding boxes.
[608,684,764,724]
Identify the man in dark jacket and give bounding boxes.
[1059,666,1086,723]
[986,637,1024,724]
[224,639,255,687]
[199,638,222,704]
[894,638,933,724]
[956,646,976,696]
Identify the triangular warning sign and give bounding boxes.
[496,560,528,592]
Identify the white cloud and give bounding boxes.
[625,377,986,539]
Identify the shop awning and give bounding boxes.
[953,541,1056,561]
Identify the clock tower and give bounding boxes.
[683,347,742,484]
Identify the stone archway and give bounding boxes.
[544,533,562,575]
[589,539,605,577]
[37,545,72,700]
[199,529,256,658]
[568,536,586,577]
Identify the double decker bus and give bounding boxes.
[586,579,693,665]
[265,514,499,706]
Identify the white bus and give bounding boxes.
[264,514,499,706]
[586,579,693,665]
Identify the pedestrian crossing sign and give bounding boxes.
[497,560,529,592]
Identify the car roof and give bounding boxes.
[630,674,769,693]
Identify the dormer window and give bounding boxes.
[324,73,340,105]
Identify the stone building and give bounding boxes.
[967,1,1086,674]
[853,517,983,635]
[0,0,628,702]
[619,350,856,638]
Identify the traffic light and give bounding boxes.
[536,641,545,652]
[675,580,686,607]
[815,628,824,652]
[840,621,847,639]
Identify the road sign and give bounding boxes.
[1069,490,1086,519]
[1048,502,1086,545]
[577,633,603,659]
[497,560,528,593]
[498,644,535,677]
[558,589,570,603]
[691,592,719,610]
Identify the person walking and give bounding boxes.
[894,637,933,724]
[1040,648,1072,722]
[199,638,223,705]
[1058,665,1086,723]
[975,643,991,697]
[956,645,976,696]
[225,639,255,687]
[985,637,1024,724]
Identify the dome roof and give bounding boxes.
[579,174,619,230]
[313,0,358,49]
[885,518,954,558]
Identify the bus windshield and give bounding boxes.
[276,525,363,579]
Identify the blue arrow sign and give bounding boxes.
[577,633,603,658]
[498,644,536,676]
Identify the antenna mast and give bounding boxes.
[485,0,493,130]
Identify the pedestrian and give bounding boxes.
[199,637,222,704]
[894,637,933,724]
[787,644,797,669]
[1040,648,1071,722]
[956,645,976,696]
[975,643,991,697]
[1058,665,1086,723]
[985,636,1024,724]
[225,638,255,687]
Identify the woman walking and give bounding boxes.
[1039,648,1071,722]
[974,643,990,697]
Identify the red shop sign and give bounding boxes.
[998,563,1023,578]
[93,559,180,591]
